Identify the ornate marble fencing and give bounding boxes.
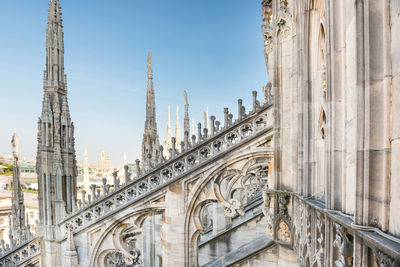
[0,238,40,267]
[60,101,273,233]
[262,189,400,267]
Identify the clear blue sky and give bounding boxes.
[0,0,268,165]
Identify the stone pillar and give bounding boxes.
[389,0,400,237]
[143,215,155,266]
[161,183,186,267]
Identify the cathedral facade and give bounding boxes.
[0,0,399,266]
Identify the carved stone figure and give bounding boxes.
[373,249,400,267]
[11,132,19,157]
[277,220,291,242]
[333,224,353,267]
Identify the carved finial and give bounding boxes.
[135,159,141,178]
[210,116,216,136]
[158,145,165,164]
[263,82,273,104]
[252,90,260,112]
[215,120,220,132]
[184,131,190,149]
[171,137,177,157]
[238,99,243,120]
[65,225,79,266]
[224,108,229,128]
[124,165,131,183]
[197,123,202,142]
[67,226,76,249]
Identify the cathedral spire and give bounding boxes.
[141,52,160,169]
[37,1,77,248]
[45,0,65,90]
[145,51,157,133]
[10,133,30,241]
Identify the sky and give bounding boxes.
[0,0,268,165]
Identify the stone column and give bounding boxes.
[143,215,155,266]
[161,183,186,267]
[389,0,400,237]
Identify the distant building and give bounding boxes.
[99,150,112,173]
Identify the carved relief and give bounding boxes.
[278,193,291,220]
[262,82,273,104]
[277,18,291,39]
[263,30,273,54]
[186,153,273,265]
[277,220,291,242]
[262,0,273,24]
[262,0,274,54]
[333,223,353,267]
[211,160,269,217]
[315,212,325,267]
[262,189,274,236]
[276,0,292,40]
[373,249,400,267]
[263,190,293,243]
[101,224,143,267]
[279,0,290,17]
[305,207,312,258]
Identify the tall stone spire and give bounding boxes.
[144,51,157,132]
[37,0,77,248]
[45,0,65,89]
[141,52,160,169]
[184,91,190,137]
[10,133,30,241]
[175,106,181,151]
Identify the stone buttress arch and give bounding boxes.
[89,207,163,267]
[183,147,273,266]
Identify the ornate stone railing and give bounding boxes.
[262,189,400,266]
[60,93,274,233]
[0,237,40,267]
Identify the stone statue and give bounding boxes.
[147,51,152,73]
[184,90,188,107]
[11,132,19,157]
